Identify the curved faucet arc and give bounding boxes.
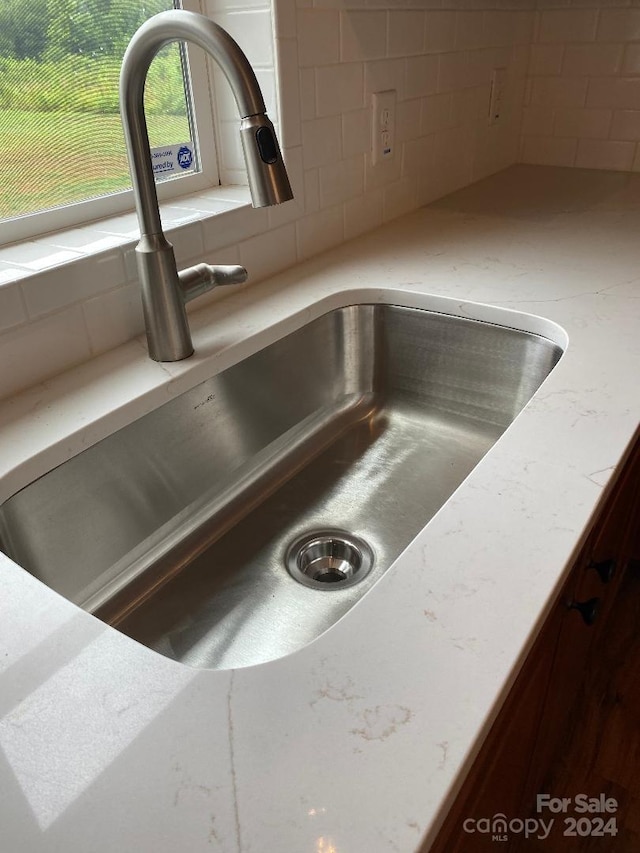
[119,9,293,362]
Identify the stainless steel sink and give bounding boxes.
[0,304,563,669]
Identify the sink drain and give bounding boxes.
[286,530,374,590]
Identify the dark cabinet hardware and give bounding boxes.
[569,597,600,625]
[588,558,616,584]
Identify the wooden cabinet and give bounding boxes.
[428,435,640,853]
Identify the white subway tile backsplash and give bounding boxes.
[623,44,640,75]
[424,11,456,55]
[201,206,269,254]
[217,120,247,174]
[0,283,27,332]
[388,12,425,58]
[530,76,588,107]
[554,107,611,139]
[319,157,365,209]
[341,11,387,62]
[562,43,622,77]
[597,9,640,44]
[433,123,476,189]
[316,63,365,117]
[515,11,535,48]
[521,135,577,167]
[303,169,320,214]
[21,252,127,319]
[587,77,640,110]
[272,0,296,39]
[302,116,343,168]
[83,283,145,356]
[207,0,269,10]
[405,55,439,100]
[297,9,340,68]
[276,39,303,148]
[451,87,482,126]
[396,99,423,142]
[576,138,635,171]
[383,177,418,222]
[211,11,274,66]
[611,110,640,142]
[420,92,452,136]
[300,69,317,121]
[529,44,564,77]
[437,52,468,93]
[165,223,205,266]
[455,11,485,51]
[511,44,531,81]
[474,120,519,183]
[538,9,598,44]
[364,148,402,193]
[296,205,344,260]
[239,223,298,282]
[364,59,405,100]
[401,136,434,181]
[523,0,640,168]
[482,11,516,49]
[0,306,92,400]
[342,108,372,157]
[344,190,383,241]
[468,46,511,84]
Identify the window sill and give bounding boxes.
[0,184,252,284]
[0,183,268,336]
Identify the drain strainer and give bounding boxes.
[286,529,374,590]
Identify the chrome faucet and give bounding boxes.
[120,9,293,362]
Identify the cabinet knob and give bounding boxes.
[588,558,616,584]
[568,597,600,626]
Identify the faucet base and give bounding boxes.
[137,236,194,362]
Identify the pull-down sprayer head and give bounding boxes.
[240,114,293,207]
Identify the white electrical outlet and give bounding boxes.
[372,90,396,166]
[488,68,506,125]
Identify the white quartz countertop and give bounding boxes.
[1,165,640,852]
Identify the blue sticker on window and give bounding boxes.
[177,146,193,170]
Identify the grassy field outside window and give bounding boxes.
[0,0,191,222]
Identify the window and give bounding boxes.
[0,0,219,245]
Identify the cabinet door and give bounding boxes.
[427,594,564,852]
[522,436,640,811]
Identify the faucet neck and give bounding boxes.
[119,9,266,237]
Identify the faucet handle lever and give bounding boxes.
[179,263,248,303]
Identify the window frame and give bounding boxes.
[0,0,222,247]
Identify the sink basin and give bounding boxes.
[0,303,563,669]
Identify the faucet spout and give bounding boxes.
[119,9,293,362]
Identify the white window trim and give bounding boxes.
[1,0,230,248]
